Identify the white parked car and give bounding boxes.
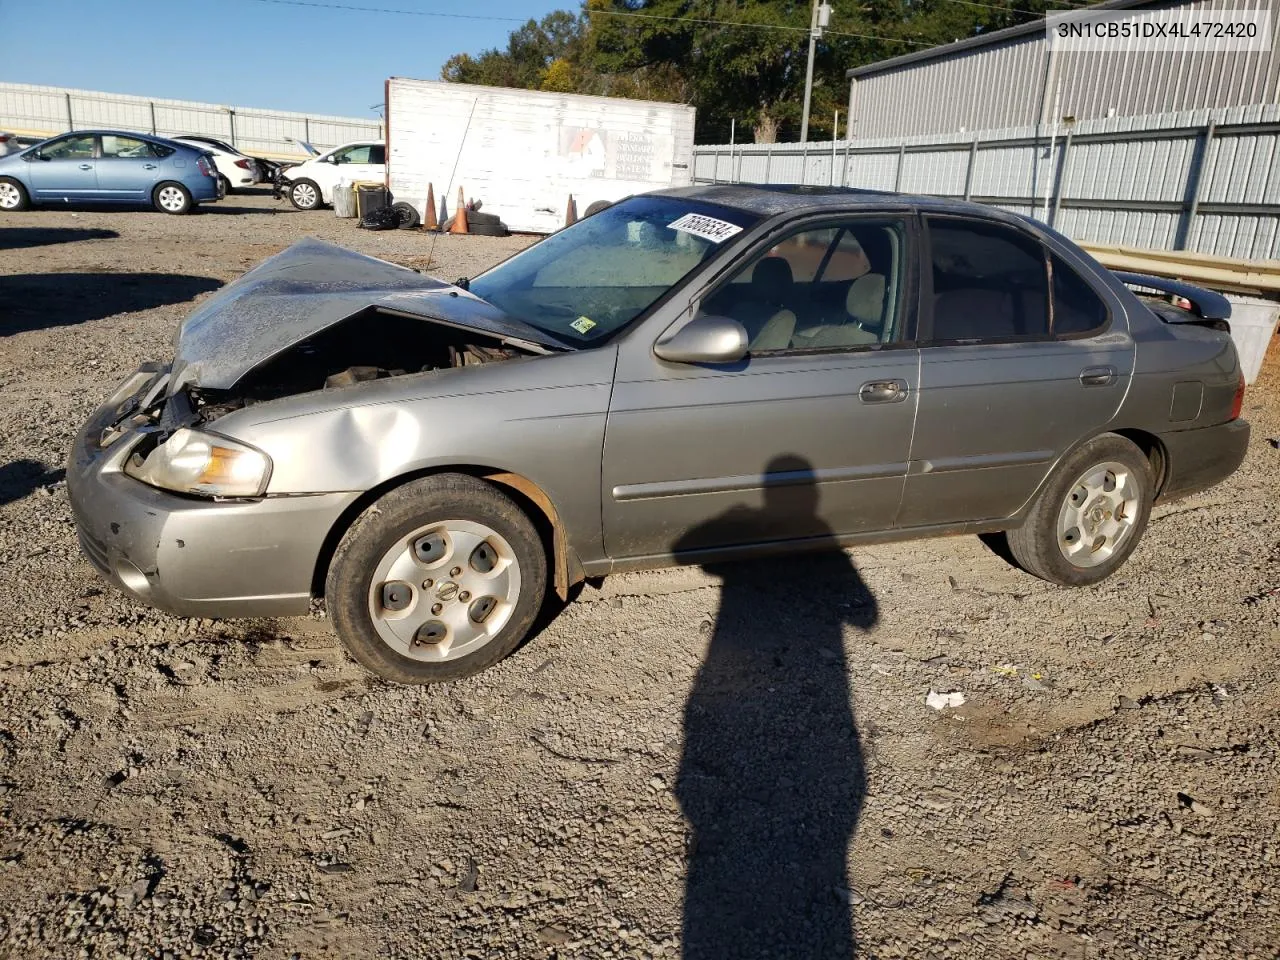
[0,131,19,158]
[281,140,385,210]
[173,135,261,194]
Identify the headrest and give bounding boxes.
[750,256,794,295]
[846,273,886,324]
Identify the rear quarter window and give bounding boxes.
[1051,255,1109,336]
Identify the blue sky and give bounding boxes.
[3,0,567,120]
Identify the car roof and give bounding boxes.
[42,129,200,149]
[650,183,1007,221]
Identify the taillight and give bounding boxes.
[196,156,216,178]
[0,134,9,143]
[1229,370,1245,421]
[234,158,251,169]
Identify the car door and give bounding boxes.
[26,134,99,200]
[332,143,384,185]
[602,215,921,562]
[896,214,1134,527]
[95,134,162,201]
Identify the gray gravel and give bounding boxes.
[1,192,1278,958]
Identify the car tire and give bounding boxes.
[152,182,193,215]
[391,200,420,229]
[583,200,611,217]
[288,178,323,211]
[218,174,232,196]
[1005,433,1154,586]
[326,473,548,684]
[470,221,509,237]
[0,177,30,211]
[467,210,501,226]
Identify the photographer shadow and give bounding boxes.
[673,454,877,959]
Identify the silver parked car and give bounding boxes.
[68,186,1250,683]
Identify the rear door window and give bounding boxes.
[100,135,155,159]
[926,218,1050,342]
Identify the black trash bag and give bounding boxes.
[359,206,402,231]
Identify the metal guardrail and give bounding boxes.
[1080,243,1280,295]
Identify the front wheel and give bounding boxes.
[0,177,31,211]
[153,182,193,214]
[1006,434,1153,586]
[326,474,548,684]
[288,179,323,210]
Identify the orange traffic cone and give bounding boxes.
[450,187,469,234]
[565,194,578,228]
[423,183,438,231]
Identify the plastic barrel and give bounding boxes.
[333,180,356,218]
[1225,294,1279,385]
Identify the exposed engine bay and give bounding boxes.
[179,309,527,424]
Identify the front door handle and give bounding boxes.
[859,379,908,404]
[143,163,157,170]
[78,163,92,170]
[1079,366,1117,387]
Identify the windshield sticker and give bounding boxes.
[667,213,743,244]
[570,316,597,335]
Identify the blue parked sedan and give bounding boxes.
[0,129,221,215]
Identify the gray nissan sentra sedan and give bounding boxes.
[68,186,1250,684]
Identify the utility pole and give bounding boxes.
[800,0,832,143]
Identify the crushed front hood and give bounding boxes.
[170,238,566,392]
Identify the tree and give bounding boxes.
[441,0,1051,143]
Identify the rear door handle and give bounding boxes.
[1079,366,1117,387]
[143,163,157,170]
[78,163,92,170]
[859,379,908,404]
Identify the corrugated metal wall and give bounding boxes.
[692,103,1280,260]
[0,82,383,158]
[851,0,1280,140]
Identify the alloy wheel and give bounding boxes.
[292,183,318,209]
[156,185,187,213]
[0,183,22,209]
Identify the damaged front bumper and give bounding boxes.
[67,364,360,618]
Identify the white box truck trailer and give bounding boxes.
[385,77,696,234]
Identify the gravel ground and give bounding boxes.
[1,192,1278,959]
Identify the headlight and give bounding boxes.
[125,428,271,498]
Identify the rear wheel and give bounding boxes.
[152,182,193,215]
[0,177,31,211]
[1006,434,1153,586]
[288,179,322,210]
[218,174,232,196]
[326,474,548,684]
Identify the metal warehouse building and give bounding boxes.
[846,0,1280,139]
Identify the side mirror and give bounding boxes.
[654,313,748,365]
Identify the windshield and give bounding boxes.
[468,195,759,344]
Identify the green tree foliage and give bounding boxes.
[441,0,1055,143]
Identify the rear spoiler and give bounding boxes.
[1113,271,1232,321]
